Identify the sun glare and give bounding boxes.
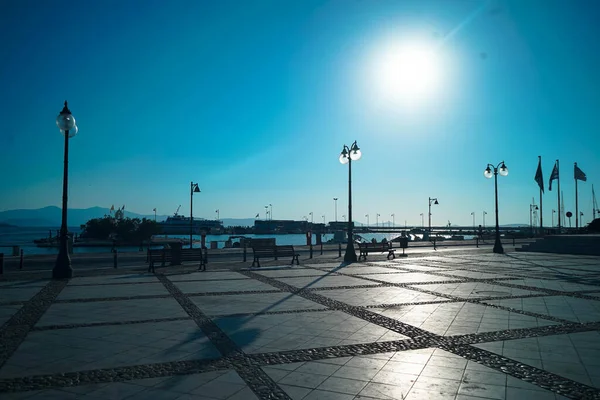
[372,42,442,105]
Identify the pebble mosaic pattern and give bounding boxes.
[0,252,599,399]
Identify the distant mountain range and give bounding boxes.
[0,206,256,228]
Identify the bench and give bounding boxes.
[357,242,396,261]
[252,245,299,267]
[147,247,207,273]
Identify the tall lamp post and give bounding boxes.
[484,161,509,254]
[53,101,78,279]
[420,213,424,228]
[339,140,362,263]
[428,197,439,233]
[552,209,556,227]
[309,212,313,223]
[270,204,273,220]
[190,182,200,248]
[333,198,338,222]
[376,213,380,227]
[471,212,475,230]
[529,204,538,235]
[365,214,370,227]
[391,213,395,227]
[483,211,487,229]
[322,215,326,224]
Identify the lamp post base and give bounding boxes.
[343,242,357,263]
[493,238,504,254]
[53,244,73,279]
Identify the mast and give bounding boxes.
[538,155,543,231]
[594,185,598,220]
[557,160,561,231]
[575,163,579,229]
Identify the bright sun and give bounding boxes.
[373,42,442,105]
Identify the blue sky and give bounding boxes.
[1,0,599,226]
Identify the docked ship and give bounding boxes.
[158,213,224,235]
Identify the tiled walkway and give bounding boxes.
[1,251,600,399]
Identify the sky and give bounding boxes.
[1,0,599,227]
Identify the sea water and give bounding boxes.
[0,226,400,255]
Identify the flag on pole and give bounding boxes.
[549,162,559,191]
[574,163,587,181]
[535,157,544,193]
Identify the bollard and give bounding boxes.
[309,243,313,259]
[338,242,342,257]
[476,237,479,248]
[433,238,437,251]
[320,243,323,255]
[113,249,118,268]
[0,253,3,275]
[19,249,24,270]
[243,242,247,262]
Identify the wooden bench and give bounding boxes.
[252,245,299,267]
[357,242,396,261]
[147,247,207,273]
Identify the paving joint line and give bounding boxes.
[156,274,292,400]
[0,279,68,369]
[439,343,600,399]
[29,316,193,332]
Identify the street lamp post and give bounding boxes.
[309,212,313,223]
[270,204,273,220]
[190,182,200,248]
[483,211,487,229]
[339,140,362,263]
[428,197,439,233]
[265,205,268,221]
[530,204,539,235]
[484,161,509,254]
[376,213,380,227]
[53,101,78,279]
[322,215,326,224]
[342,215,346,222]
[365,214,369,227]
[552,209,556,227]
[391,213,395,227]
[471,212,475,230]
[420,213,424,228]
[333,198,338,222]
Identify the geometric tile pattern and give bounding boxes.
[1,251,600,400]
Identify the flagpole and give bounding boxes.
[539,156,543,232]
[594,185,597,221]
[575,163,579,229]
[557,160,561,231]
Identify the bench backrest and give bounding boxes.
[252,245,295,257]
[358,242,390,250]
[253,246,276,255]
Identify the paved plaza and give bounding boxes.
[1,251,600,399]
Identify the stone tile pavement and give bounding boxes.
[1,251,600,399]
